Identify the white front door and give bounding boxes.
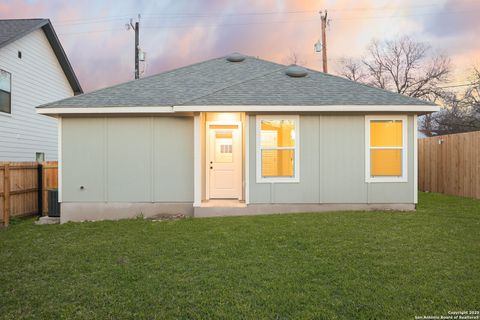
[207,123,242,199]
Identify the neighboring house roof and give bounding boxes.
[38,53,435,110]
[0,19,83,94]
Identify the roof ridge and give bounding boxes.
[178,59,287,106]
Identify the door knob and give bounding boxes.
[210,166,213,169]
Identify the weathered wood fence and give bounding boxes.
[419,131,480,199]
[0,161,58,226]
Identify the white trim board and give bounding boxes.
[58,117,62,202]
[414,114,418,204]
[193,114,201,207]
[175,105,440,113]
[245,115,250,204]
[37,104,440,115]
[37,106,174,114]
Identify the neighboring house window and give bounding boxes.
[366,115,408,183]
[0,69,11,114]
[36,152,45,163]
[256,115,299,183]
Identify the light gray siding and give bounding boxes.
[0,29,74,161]
[62,117,193,203]
[249,114,415,204]
[62,118,105,201]
[107,118,152,202]
[153,117,194,201]
[319,116,368,203]
[62,114,414,205]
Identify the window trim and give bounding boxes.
[365,115,408,183]
[256,115,300,183]
[0,69,12,115]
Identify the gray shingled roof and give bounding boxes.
[39,54,433,108]
[0,19,46,47]
[0,19,82,94]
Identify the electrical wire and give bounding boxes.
[57,9,475,36]
[53,2,480,26]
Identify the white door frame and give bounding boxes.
[205,121,242,200]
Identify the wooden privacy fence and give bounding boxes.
[0,161,58,226]
[419,131,480,199]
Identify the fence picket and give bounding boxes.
[0,161,58,226]
[419,131,480,199]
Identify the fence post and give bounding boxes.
[37,163,43,217]
[3,163,10,227]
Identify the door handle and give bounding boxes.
[210,166,213,170]
[210,161,213,164]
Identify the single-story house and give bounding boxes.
[37,53,439,223]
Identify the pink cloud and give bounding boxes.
[1,0,479,92]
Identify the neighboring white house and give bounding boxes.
[0,19,82,161]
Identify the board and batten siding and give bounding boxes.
[0,29,74,161]
[248,114,415,204]
[61,117,194,203]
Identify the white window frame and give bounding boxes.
[365,115,408,183]
[0,68,12,116]
[256,115,300,183]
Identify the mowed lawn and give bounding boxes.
[0,193,479,319]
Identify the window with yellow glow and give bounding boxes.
[366,117,407,182]
[256,116,299,182]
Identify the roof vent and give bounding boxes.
[226,53,246,62]
[285,65,308,78]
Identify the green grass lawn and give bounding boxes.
[1,193,479,319]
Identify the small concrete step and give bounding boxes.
[35,216,60,225]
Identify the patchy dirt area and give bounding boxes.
[146,213,187,221]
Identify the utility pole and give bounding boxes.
[320,10,328,73]
[127,14,140,79]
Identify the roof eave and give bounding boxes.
[173,104,440,113]
[41,21,83,95]
[36,104,440,115]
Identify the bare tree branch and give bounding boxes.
[284,51,306,66]
[337,58,366,82]
[337,36,450,101]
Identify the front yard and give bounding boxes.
[0,192,479,319]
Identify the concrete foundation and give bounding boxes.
[60,202,194,223]
[194,203,415,218]
[60,202,415,223]
[35,216,60,225]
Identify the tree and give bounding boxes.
[338,58,366,82]
[284,51,305,66]
[338,36,450,102]
[427,68,480,134]
[337,36,480,135]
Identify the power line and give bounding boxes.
[57,28,124,36]
[141,18,319,30]
[53,2,480,26]
[56,8,475,36]
[331,9,473,21]
[54,15,131,24]
[437,83,479,89]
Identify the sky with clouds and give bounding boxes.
[1,0,479,92]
